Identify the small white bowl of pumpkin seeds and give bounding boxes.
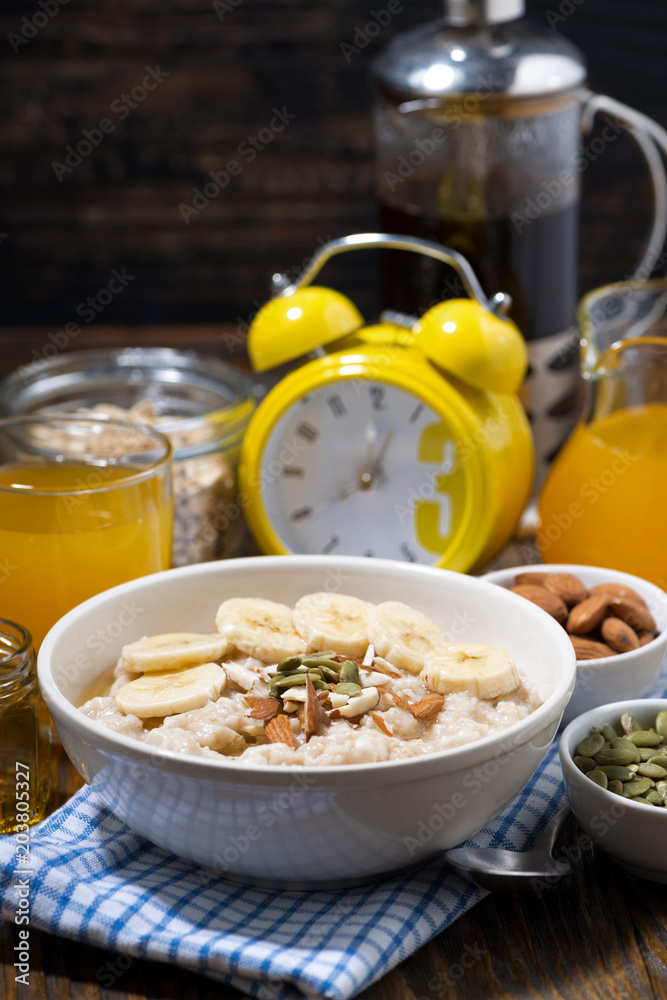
[560,699,667,883]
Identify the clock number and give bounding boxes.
[400,542,417,563]
[327,395,346,418]
[322,535,340,554]
[370,386,386,411]
[409,404,424,424]
[291,506,313,522]
[297,422,319,442]
[282,466,304,477]
[414,422,454,554]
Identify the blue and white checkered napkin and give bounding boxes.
[0,757,566,999]
[3,663,667,1000]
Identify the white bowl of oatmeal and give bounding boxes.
[38,556,576,888]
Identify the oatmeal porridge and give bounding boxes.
[79,592,541,766]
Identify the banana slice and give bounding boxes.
[293,593,374,656]
[422,644,519,700]
[121,633,229,673]
[367,601,449,674]
[115,662,226,718]
[215,597,307,662]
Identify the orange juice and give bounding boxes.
[0,461,172,647]
[537,404,667,586]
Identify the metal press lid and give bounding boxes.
[372,1,586,100]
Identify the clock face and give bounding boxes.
[258,379,467,563]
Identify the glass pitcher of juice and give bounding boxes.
[537,280,667,587]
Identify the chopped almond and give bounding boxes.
[265,714,295,748]
[247,697,280,721]
[371,713,393,737]
[304,674,320,742]
[409,693,445,720]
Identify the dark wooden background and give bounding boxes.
[0,0,665,355]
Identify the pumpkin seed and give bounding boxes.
[593,747,637,766]
[621,713,643,734]
[623,777,653,797]
[276,656,304,674]
[597,765,634,781]
[577,733,605,757]
[272,673,309,689]
[302,653,339,669]
[574,755,597,773]
[318,666,340,682]
[587,769,608,788]
[340,660,361,685]
[638,763,667,779]
[627,730,663,747]
[611,737,641,762]
[575,712,667,806]
[334,682,362,696]
[269,674,329,696]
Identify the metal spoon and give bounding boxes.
[444,805,573,892]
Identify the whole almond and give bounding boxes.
[637,631,656,647]
[543,573,588,607]
[510,584,568,624]
[590,582,648,609]
[570,636,615,660]
[601,617,641,654]
[566,593,609,634]
[515,572,548,586]
[609,598,656,633]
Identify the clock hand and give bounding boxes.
[319,429,394,508]
[370,430,393,475]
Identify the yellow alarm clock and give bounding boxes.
[238,233,534,572]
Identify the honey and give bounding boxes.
[0,621,51,834]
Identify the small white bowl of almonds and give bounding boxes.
[482,565,667,726]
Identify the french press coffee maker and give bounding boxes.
[372,0,667,486]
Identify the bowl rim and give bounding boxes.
[560,697,667,818]
[481,563,667,668]
[38,555,576,781]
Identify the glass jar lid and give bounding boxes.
[0,347,255,462]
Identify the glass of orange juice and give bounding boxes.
[0,415,172,647]
[537,280,667,587]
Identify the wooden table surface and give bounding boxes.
[1,326,667,1000]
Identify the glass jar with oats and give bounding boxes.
[0,348,255,566]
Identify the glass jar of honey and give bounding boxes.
[0,620,51,834]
